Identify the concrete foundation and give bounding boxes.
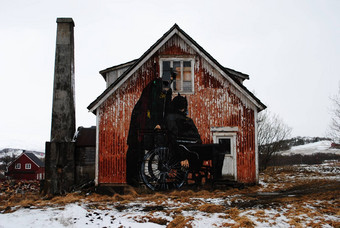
[44,142,75,195]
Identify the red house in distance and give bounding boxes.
[6,152,45,180]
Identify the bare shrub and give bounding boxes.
[268,153,340,166]
[328,82,340,143]
[258,110,292,170]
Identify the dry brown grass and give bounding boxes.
[84,193,112,202]
[1,163,339,227]
[167,215,194,228]
[133,215,169,225]
[233,215,256,228]
[50,193,83,205]
[197,203,225,213]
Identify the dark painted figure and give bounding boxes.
[166,94,226,181]
[126,76,173,185]
[127,79,226,186]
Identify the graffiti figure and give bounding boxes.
[126,71,175,186]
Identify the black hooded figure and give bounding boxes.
[165,94,224,181]
[126,73,174,186]
[165,94,202,161]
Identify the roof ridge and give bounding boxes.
[88,24,266,112]
[88,24,180,111]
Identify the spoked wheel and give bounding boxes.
[141,147,188,191]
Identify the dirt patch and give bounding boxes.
[142,205,165,212]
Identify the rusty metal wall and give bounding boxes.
[97,34,257,184]
[98,56,159,183]
[190,59,256,183]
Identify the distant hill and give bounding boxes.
[283,136,333,148]
[0,148,45,160]
[280,140,340,155]
[267,138,340,167]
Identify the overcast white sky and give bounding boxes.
[0,0,339,151]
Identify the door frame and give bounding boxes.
[211,127,238,181]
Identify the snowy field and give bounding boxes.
[1,160,339,228]
[280,140,340,155]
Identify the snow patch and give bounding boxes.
[280,140,340,155]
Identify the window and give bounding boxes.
[37,173,42,180]
[25,163,31,169]
[15,163,21,169]
[160,59,194,93]
[218,138,231,155]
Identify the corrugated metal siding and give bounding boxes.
[189,58,256,183]
[98,34,257,184]
[98,57,159,183]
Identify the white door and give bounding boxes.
[214,133,237,180]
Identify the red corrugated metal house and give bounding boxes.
[88,24,266,186]
[6,152,45,180]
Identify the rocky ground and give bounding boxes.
[0,161,339,227]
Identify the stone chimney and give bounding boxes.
[44,18,76,195]
[51,18,75,142]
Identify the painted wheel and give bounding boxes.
[141,147,188,191]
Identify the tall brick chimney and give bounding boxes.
[44,18,76,195]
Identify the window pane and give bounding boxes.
[173,61,181,91]
[161,59,193,93]
[183,61,192,92]
[183,69,191,81]
[162,61,171,79]
[183,81,192,92]
[183,61,191,67]
[218,138,231,154]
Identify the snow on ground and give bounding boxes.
[0,204,163,228]
[280,140,340,155]
[1,161,339,228]
[0,141,339,228]
[0,149,24,160]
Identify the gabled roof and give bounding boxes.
[24,152,44,167]
[8,152,44,168]
[88,24,266,112]
[99,59,138,80]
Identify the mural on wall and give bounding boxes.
[89,25,266,185]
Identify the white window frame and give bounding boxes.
[25,163,31,169]
[160,58,195,94]
[15,163,21,169]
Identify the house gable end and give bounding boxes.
[88,24,266,113]
[8,153,40,171]
[7,152,25,170]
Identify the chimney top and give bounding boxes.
[56,18,75,26]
